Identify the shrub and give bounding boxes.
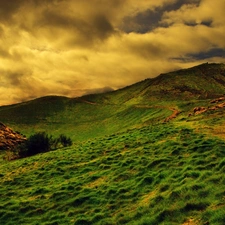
[10,132,73,159]
[58,134,72,147]
[18,132,52,157]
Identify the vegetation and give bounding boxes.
[11,132,72,159]
[0,63,224,141]
[0,63,225,224]
[0,124,225,224]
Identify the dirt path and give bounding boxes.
[79,102,181,122]
[134,105,180,122]
[81,100,98,105]
[164,108,180,122]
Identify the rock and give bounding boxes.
[0,122,26,150]
[210,97,225,104]
[217,102,225,108]
[193,107,207,115]
[190,99,225,116]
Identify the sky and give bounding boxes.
[0,0,225,105]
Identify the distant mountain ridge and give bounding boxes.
[0,62,224,140]
[2,62,225,106]
[78,62,225,104]
[116,62,225,102]
[151,62,225,99]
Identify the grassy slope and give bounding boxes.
[0,123,225,225]
[0,63,225,224]
[0,97,170,141]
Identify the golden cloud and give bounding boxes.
[0,0,224,105]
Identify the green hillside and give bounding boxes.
[0,63,225,224]
[0,63,225,140]
[0,95,170,141]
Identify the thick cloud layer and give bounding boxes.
[0,0,224,105]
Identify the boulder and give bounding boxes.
[210,97,225,104]
[0,122,26,150]
[193,107,207,115]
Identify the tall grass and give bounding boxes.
[0,123,224,224]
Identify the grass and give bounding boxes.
[0,122,225,224]
[0,63,225,224]
[0,97,171,141]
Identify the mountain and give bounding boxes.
[0,62,224,140]
[0,63,225,225]
[76,63,225,106]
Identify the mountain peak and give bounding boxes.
[139,62,225,101]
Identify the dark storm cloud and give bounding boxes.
[1,69,32,87]
[93,14,115,39]
[184,19,213,27]
[200,20,213,27]
[120,0,201,33]
[38,9,115,46]
[0,0,119,50]
[6,71,25,86]
[169,0,201,11]
[0,0,23,21]
[126,40,166,59]
[189,48,225,60]
[0,0,57,22]
[121,9,162,33]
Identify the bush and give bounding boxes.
[11,132,72,159]
[17,132,52,157]
[58,134,73,147]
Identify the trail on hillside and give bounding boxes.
[81,100,181,123]
[164,108,180,122]
[134,105,180,122]
[81,100,98,105]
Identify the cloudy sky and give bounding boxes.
[0,0,225,105]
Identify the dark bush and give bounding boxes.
[58,134,72,147]
[11,132,73,159]
[18,132,52,157]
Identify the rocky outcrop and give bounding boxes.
[210,97,225,104]
[189,97,225,116]
[193,107,207,115]
[0,122,26,150]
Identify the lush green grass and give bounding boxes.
[0,96,171,141]
[0,63,225,224]
[0,123,225,224]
